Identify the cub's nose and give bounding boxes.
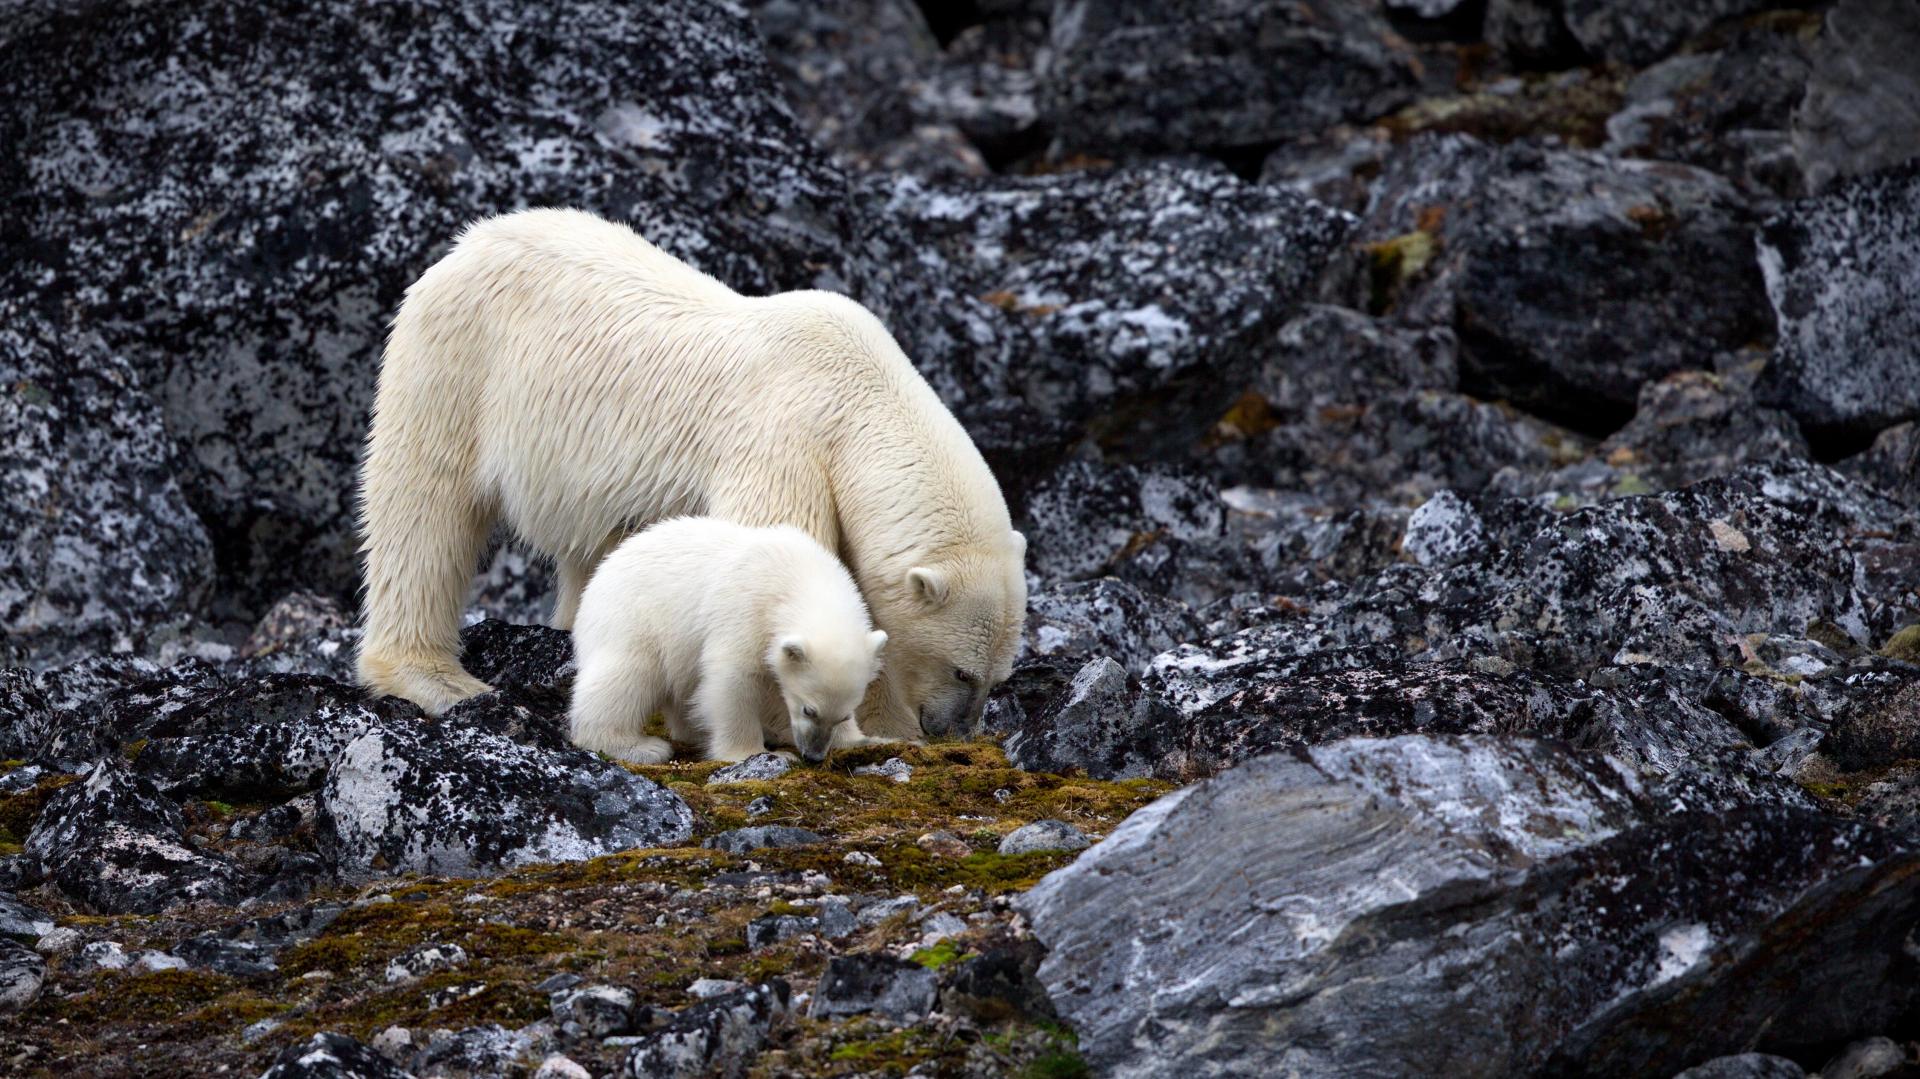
[800,746,829,764]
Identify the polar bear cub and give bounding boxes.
[569,517,890,765]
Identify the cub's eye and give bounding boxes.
[802,706,818,719]
[955,669,975,685]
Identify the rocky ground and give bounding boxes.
[2,0,1919,1076]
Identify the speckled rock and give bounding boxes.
[999,656,1181,780]
[0,303,214,666]
[0,669,52,760]
[1548,368,1809,497]
[385,941,467,984]
[1675,1054,1809,1079]
[1756,161,1920,441]
[0,892,54,940]
[409,1024,531,1079]
[23,758,253,913]
[997,820,1090,855]
[703,826,826,855]
[707,754,794,785]
[457,619,576,693]
[1023,577,1201,675]
[1844,422,1920,507]
[1339,135,1771,431]
[809,953,938,1023]
[260,1032,414,1079]
[1560,0,1786,66]
[622,981,790,1079]
[1041,0,1418,153]
[550,984,638,1039]
[316,718,693,880]
[1023,460,1224,584]
[1024,734,1920,1078]
[0,937,45,1012]
[1792,0,1920,194]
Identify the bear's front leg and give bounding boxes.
[689,670,773,763]
[830,722,900,752]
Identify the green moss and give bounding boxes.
[1023,1051,1092,1079]
[50,971,240,1025]
[1365,231,1436,315]
[1880,624,1920,663]
[1609,473,1653,497]
[205,800,236,817]
[909,939,964,970]
[0,773,77,843]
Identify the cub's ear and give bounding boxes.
[777,637,807,665]
[1009,530,1027,557]
[906,567,949,607]
[867,630,889,658]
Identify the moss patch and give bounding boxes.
[1880,624,1920,663]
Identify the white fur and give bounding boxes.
[569,518,889,764]
[356,208,1026,734]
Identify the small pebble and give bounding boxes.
[998,819,1092,855]
[687,978,744,999]
[917,830,971,858]
[708,753,793,784]
[854,757,913,784]
[843,851,882,867]
[241,1017,282,1044]
[134,951,188,973]
[34,927,81,958]
[745,795,776,818]
[370,1025,412,1058]
[534,1055,593,1079]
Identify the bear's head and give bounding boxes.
[864,530,1028,740]
[770,629,889,762]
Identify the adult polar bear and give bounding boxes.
[356,208,1026,740]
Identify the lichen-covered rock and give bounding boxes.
[457,619,576,692]
[1560,0,1785,66]
[0,668,52,760]
[999,656,1182,779]
[1023,460,1224,584]
[1254,304,1459,416]
[384,941,467,984]
[316,719,693,880]
[1041,0,1418,153]
[550,983,637,1039]
[23,758,253,913]
[622,981,790,1079]
[408,1025,530,1079]
[0,304,214,666]
[261,1032,413,1079]
[1844,422,1920,507]
[1024,734,1920,1078]
[1756,162,1920,441]
[1341,135,1771,430]
[0,937,45,1013]
[0,892,54,940]
[1676,1055,1809,1079]
[809,953,937,1023]
[997,819,1090,855]
[1792,0,1920,194]
[707,753,793,785]
[703,826,826,854]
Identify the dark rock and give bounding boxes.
[175,934,277,978]
[1024,734,1920,1078]
[32,659,230,768]
[707,754,793,785]
[1820,1037,1908,1079]
[809,953,937,1023]
[1561,0,1786,67]
[0,669,53,760]
[384,941,466,984]
[245,592,351,656]
[134,675,409,799]
[744,914,818,949]
[316,720,693,880]
[1844,423,1920,507]
[436,686,571,753]
[262,1032,414,1079]
[997,820,1090,855]
[1674,1055,1809,1079]
[1023,578,1199,674]
[1001,657,1182,779]
[0,937,44,1013]
[622,981,790,1079]
[1792,0,1920,194]
[1255,305,1459,416]
[551,983,636,1039]
[914,13,1047,159]
[1023,460,1224,584]
[0,304,215,666]
[0,892,54,940]
[1825,679,1920,772]
[937,938,1057,1023]
[1756,161,1920,441]
[1340,135,1771,431]
[24,758,253,913]
[704,826,826,855]
[219,901,345,953]
[408,1025,530,1079]
[1041,0,1418,153]
[457,619,575,692]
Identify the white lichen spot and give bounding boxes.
[1707,519,1750,553]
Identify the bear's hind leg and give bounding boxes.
[569,652,673,765]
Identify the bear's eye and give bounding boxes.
[802,706,818,719]
[954,669,975,685]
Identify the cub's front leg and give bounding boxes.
[688,662,774,763]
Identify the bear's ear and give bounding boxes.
[778,637,807,665]
[906,567,949,608]
[867,630,889,658]
[1009,530,1027,557]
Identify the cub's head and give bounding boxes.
[870,530,1028,739]
[769,629,888,762]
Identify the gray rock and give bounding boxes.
[0,670,53,760]
[0,937,44,1012]
[551,983,636,1039]
[384,941,466,984]
[1793,0,1920,194]
[0,892,53,940]
[1821,1037,1908,1079]
[1042,0,1418,153]
[1756,161,1920,440]
[73,940,129,971]
[998,820,1091,855]
[1674,1054,1808,1079]
[706,754,792,785]
[1023,578,1201,675]
[24,758,253,913]
[33,926,80,957]
[1024,734,1920,1078]
[1844,422,1920,507]
[851,758,913,784]
[317,720,692,880]
[856,895,922,928]
[260,1032,413,1079]
[622,981,789,1079]
[533,1055,591,1079]
[1024,460,1225,585]
[409,1024,530,1079]
[134,950,188,973]
[1000,656,1180,780]
[808,954,937,1023]
[744,914,817,949]
[702,826,825,855]
[1560,0,1784,66]
[175,934,278,978]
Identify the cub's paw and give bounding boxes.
[605,735,674,765]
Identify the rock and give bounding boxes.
[0,670,53,759]
[24,758,253,913]
[1023,460,1225,585]
[1001,656,1181,779]
[0,892,54,940]
[1792,0,1920,194]
[33,926,80,957]
[134,675,412,800]
[533,1056,592,1079]
[260,1032,413,1079]
[434,687,572,754]
[134,951,188,972]
[1674,1055,1808,1079]
[622,981,790,1079]
[852,164,1352,470]
[175,934,278,978]
[856,895,922,928]
[852,758,913,784]
[744,914,816,949]
[1024,734,1920,1078]
[1821,1037,1908,1079]
[368,1026,411,1059]
[745,796,775,818]
[1023,577,1201,674]
[703,826,826,855]
[457,620,576,693]
[809,954,937,1023]
[916,830,973,858]
[1255,305,1460,418]
[384,942,467,984]
[0,937,45,1012]
[73,941,129,971]
[1845,423,1920,507]
[2,0,850,613]
[0,304,214,666]
[1756,162,1920,441]
[913,13,1048,161]
[997,820,1091,855]
[1825,680,1920,772]
[316,720,693,879]
[29,658,232,768]
[1340,135,1771,431]
[1559,0,1785,66]
[937,939,1057,1023]
[246,592,351,656]
[707,754,792,785]
[408,1024,530,1079]
[1041,0,1418,153]
[551,983,636,1039]
[687,978,744,1000]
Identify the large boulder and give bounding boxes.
[1755,161,1920,442]
[316,717,693,879]
[1791,0,1920,194]
[1024,734,1920,1078]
